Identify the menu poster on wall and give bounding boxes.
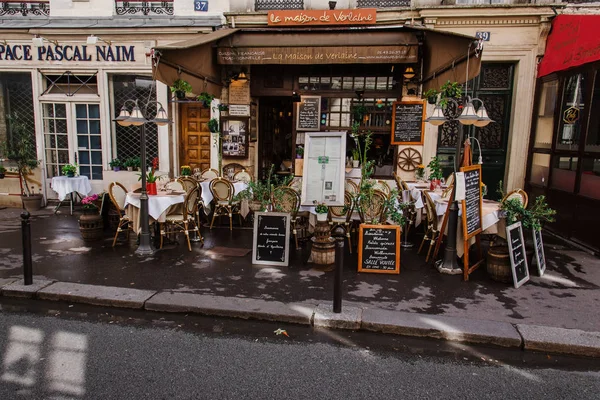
[296,96,321,131]
[221,118,249,158]
[391,101,425,145]
[506,222,530,289]
[532,228,546,276]
[460,165,483,240]
[252,212,290,267]
[229,81,250,105]
[358,224,400,274]
[301,132,346,206]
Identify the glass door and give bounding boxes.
[42,102,103,198]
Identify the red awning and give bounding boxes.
[538,15,600,77]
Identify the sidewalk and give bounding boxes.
[0,207,599,357]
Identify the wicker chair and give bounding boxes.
[201,168,219,180]
[418,190,440,262]
[178,177,198,194]
[328,191,355,252]
[160,186,202,251]
[165,180,185,192]
[287,176,302,193]
[371,180,391,198]
[233,169,253,183]
[345,179,359,195]
[108,182,131,247]
[502,189,528,208]
[357,189,387,224]
[209,177,242,230]
[222,163,246,180]
[271,186,301,249]
[393,172,410,192]
[445,173,455,188]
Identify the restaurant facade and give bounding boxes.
[0,1,558,210]
[526,13,600,252]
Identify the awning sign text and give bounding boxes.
[0,44,136,62]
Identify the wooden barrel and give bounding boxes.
[486,244,512,283]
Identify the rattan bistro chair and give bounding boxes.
[502,189,529,208]
[233,169,253,183]
[209,177,242,231]
[108,182,132,247]
[160,186,203,251]
[178,177,198,194]
[345,179,359,195]
[272,186,302,249]
[357,189,387,224]
[201,168,219,180]
[418,190,441,263]
[328,191,355,252]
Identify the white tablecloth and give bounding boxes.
[199,180,249,215]
[51,176,92,201]
[124,192,185,221]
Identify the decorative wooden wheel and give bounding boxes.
[397,147,422,172]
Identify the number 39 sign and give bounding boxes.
[194,0,208,11]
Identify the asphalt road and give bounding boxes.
[0,302,599,400]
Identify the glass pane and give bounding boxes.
[78,151,90,164]
[529,153,550,187]
[57,135,68,149]
[77,136,89,149]
[365,77,376,90]
[43,103,55,118]
[534,80,557,150]
[89,120,100,134]
[92,166,103,180]
[376,77,388,90]
[79,165,90,178]
[44,135,56,148]
[91,151,102,164]
[298,77,309,84]
[56,119,68,134]
[580,158,600,199]
[75,104,87,118]
[55,104,67,118]
[585,73,600,152]
[77,120,88,134]
[331,77,342,90]
[342,77,353,90]
[45,149,56,163]
[58,150,69,164]
[90,136,101,149]
[354,77,365,90]
[551,156,578,192]
[88,104,100,119]
[557,74,586,150]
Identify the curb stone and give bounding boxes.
[1,279,55,298]
[516,324,600,358]
[37,282,156,309]
[313,304,362,330]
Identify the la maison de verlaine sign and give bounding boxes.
[267,9,376,26]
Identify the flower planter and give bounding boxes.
[22,194,43,212]
[147,182,157,195]
[175,90,186,100]
[316,213,328,222]
[428,96,438,105]
[66,172,75,178]
[79,209,104,242]
[429,179,441,191]
[352,160,360,168]
[248,201,264,212]
[112,167,120,172]
[127,167,133,172]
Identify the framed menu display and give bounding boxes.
[358,224,400,274]
[252,212,291,267]
[506,221,530,289]
[460,164,483,240]
[391,101,425,145]
[301,132,346,206]
[221,117,249,158]
[296,96,321,131]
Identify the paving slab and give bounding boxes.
[516,324,600,358]
[362,308,522,348]
[313,304,362,330]
[1,279,55,298]
[37,282,156,309]
[0,278,18,289]
[145,292,314,325]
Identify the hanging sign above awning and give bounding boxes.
[267,9,376,26]
[538,15,600,77]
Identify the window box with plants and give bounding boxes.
[170,79,193,100]
[125,157,141,172]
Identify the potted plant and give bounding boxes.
[170,79,193,100]
[439,81,463,108]
[296,146,304,159]
[3,115,42,211]
[351,148,360,168]
[237,179,272,212]
[139,170,164,195]
[208,118,219,134]
[0,164,5,179]
[423,88,439,105]
[79,193,104,241]
[109,158,122,172]
[62,163,78,178]
[352,104,368,123]
[218,104,229,112]
[427,157,443,190]
[197,92,215,107]
[415,164,426,182]
[180,165,191,176]
[314,201,328,222]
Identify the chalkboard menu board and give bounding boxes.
[252,212,290,266]
[296,95,321,131]
[391,101,425,145]
[358,224,400,274]
[506,222,530,289]
[460,165,483,240]
[532,228,546,276]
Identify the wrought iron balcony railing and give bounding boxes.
[357,0,411,7]
[0,1,49,16]
[255,0,304,11]
[115,1,174,16]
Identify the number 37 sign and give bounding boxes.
[194,0,208,11]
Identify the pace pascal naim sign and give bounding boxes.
[0,43,136,62]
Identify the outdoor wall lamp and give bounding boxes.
[403,67,416,79]
[32,35,58,47]
[236,71,248,82]
[425,96,493,127]
[86,35,112,46]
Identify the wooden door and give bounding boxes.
[181,104,211,172]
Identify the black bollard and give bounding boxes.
[332,226,345,313]
[21,211,33,285]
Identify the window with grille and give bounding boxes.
[357,0,411,7]
[255,0,304,10]
[0,72,36,160]
[75,104,103,180]
[42,103,69,179]
[110,75,158,163]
